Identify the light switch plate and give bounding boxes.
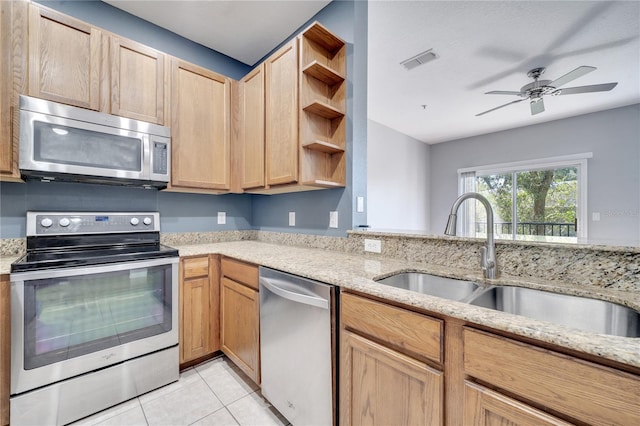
[329,211,338,228]
[356,196,365,213]
[217,211,226,225]
[289,211,296,226]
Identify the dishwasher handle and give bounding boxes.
[259,277,329,310]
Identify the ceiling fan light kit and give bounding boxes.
[476,65,618,117]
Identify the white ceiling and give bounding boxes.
[104,0,331,65]
[104,0,640,145]
[368,0,640,144]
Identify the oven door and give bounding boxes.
[10,257,178,395]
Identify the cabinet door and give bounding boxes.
[110,37,165,124]
[0,1,18,178]
[28,5,102,110]
[170,60,231,191]
[180,256,219,364]
[265,39,298,186]
[220,277,259,384]
[240,64,265,189]
[1,275,10,426]
[340,330,443,426]
[464,381,573,426]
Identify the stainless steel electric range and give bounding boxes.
[10,212,179,425]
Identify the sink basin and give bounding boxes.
[468,286,640,337]
[376,272,481,302]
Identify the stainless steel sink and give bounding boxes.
[468,286,640,337]
[375,272,481,302]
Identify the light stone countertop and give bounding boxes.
[3,241,639,369]
[175,241,640,370]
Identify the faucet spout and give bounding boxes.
[444,192,498,279]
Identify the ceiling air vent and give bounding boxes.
[400,49,438,70]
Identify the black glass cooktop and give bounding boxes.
[11,233,178,273]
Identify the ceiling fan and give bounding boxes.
[476,66,618,116]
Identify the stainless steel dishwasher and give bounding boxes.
[259,267,337,426]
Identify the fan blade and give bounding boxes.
[549,66,596,88]
[476,99,526,116]
[485,90,525,96]
[530,98,545,115]
[554,82,618,95]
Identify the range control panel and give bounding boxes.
[26,212,160,236]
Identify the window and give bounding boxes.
[458,153,591,243]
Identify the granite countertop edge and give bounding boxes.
[3,241,639,369]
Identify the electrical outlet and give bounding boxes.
[364,239,382,253]
[329,211,338,228]
[217,211,226,225]
[289,211,296,226]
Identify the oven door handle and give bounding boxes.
[260,277,329,310]
[10,256,178,282]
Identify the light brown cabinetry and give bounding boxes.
[179,255,220,365]
[26,3,167,125]
[1,275,10,426]
[27,4,102,111]
[220,257,260,384]
[109,37,165,124]
[242,22,346,194]
[298,22,346,188]
[239,64,265,190]
[340,293,443,426]
[0,0,25,181]
[463,327,640,426]
[264,39,299,187]
[169,59,231,192]
[463,381,572,426]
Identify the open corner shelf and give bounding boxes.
[302,179,344,189]
[302,23,345,54]
[303,140,345,154]
[302,101,344,120]
[302,61,345,86]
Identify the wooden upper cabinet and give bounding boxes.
[27,4,102,110]
[240,64,265,190]
[265,39,299,187]
[169,59,231,191]
[1,0,25,181]
[109,37,165,124]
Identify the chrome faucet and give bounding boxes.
[444,192,498,279]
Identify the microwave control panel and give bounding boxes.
[152,141,168,175]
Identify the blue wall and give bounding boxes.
[0,0,367,239]
[251,0,368,236]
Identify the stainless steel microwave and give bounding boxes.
[19,95,171,189]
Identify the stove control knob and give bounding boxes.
[143,217,152,226]
[59,218,71,227]
[130,217,140,226]
[41,218,53,228]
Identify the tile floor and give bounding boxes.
[71,356,289,426]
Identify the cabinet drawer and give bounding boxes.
[463,327,640,426]
[341,293,442,364]
[182,256,210,279]
[221,257,259,290]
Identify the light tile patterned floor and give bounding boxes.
[71,356,289,426]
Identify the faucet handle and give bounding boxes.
[480,246,494,271]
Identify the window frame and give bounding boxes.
[457,153,592,243]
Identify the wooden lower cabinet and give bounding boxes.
[220,258,260,384]
[341,330,443,426]
[179,255,220,365]
[340,292,444,426]
[1,275,9,426]
[463,381,572,426]
[463,327,640,425]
